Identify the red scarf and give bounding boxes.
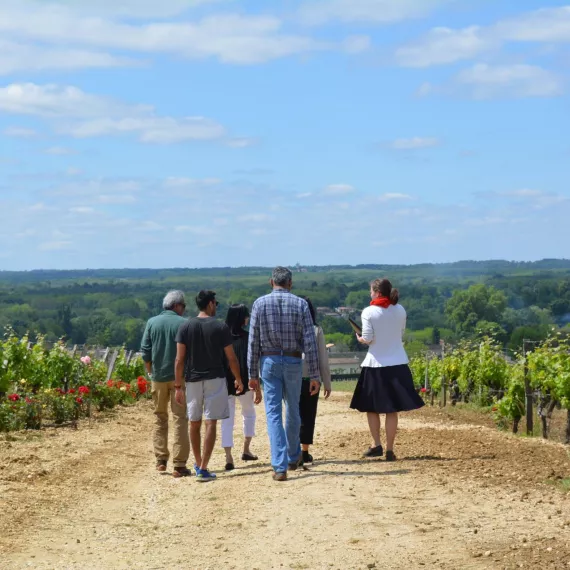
[370,296,391,309]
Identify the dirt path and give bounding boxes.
[2,393,570,570]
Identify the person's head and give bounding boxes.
[195,290,218,316]
[225,304,250,335]
[162,290,186,316]
[370,278,399,305]
[270,266,293,290]
[298,296,317,326]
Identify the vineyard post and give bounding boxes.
[523,340,533,436]
[106,349,119,382]
[440,340,447,408]
[424,354,429,391]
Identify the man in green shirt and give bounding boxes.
[141,290,190,478]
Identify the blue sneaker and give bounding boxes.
[195,468,217,482]
[193,463,200,476]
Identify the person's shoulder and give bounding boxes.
[361,306,375,317]
[394,303,406,313]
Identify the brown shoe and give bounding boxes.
[172,466,192,478]
[156,460,167,472]
[272,472,287,482]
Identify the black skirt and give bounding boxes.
[350,364,425,414]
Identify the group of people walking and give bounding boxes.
[141,267,423,482]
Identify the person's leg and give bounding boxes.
[261,357,287,474]
[200,377,230,474]
[221,396,236,464]
[186,381,204,468]
[201,420,217,470]
[170,382,190,468]
[385,413,399,451]
[367,412,382,448]
[151,381,170,469]
[282,358,303,468]
[240,391,256,457]
[299,380,319,461]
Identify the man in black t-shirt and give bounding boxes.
[174,290,243,482]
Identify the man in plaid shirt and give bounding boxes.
[248,266,320,481]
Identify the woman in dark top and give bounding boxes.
[221,304,262,471]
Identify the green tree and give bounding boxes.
[445,284,507,334]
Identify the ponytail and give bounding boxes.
[371,278,399,305]
[390,288,399,305]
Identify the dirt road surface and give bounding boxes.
[1,392,570,570]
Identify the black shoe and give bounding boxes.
[385,450,397,462]
[241,452,258,461]
[225,463,235,471]
[302,451,313,464]
[363,445,383,458]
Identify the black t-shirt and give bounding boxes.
[175,317,233,382]
[224,330,249,396]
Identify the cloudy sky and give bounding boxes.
[0,0,569,270]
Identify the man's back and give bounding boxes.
[248,289,319,380]
[176,317,232,382]
[141,310,186,382]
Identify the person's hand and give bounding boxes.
[254,388,262,405]
[174,386,185,406]
[235,378,244,395]
[356,334,370,345]
[324,387,331,399]
[249,378,260,392]
[309,380,320,396]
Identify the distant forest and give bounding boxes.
[1,259,569,353]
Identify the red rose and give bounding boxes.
[25,398,33,404]
[420,388,427,393]
[75,397,84,405]
[7,394,20,402]
[68,388,76,394]
[78,386,90,395]
[137,377,148,395]
[55,388,65,395]
[107,379,114,387]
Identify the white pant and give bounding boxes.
[221,392,256,449]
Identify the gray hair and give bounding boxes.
[272,266,292,287]
[163,290,186,310]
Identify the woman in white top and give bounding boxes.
[350,278,424,461]
[299,296,332,464]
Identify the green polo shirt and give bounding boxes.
[140,310,187,382]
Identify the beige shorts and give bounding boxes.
[186,377,229,422]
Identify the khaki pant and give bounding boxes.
[152,381,190,468]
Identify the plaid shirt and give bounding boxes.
[248,289,320,380]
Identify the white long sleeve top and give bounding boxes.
[302,325,332,390]
[360,304,409,368]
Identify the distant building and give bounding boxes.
[335,306,355,317]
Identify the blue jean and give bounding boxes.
[261,355,303,473]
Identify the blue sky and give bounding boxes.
[0,0,569,270]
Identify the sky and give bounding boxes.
[0,0,569,270]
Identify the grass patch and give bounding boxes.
[546,478,570,493]
[332,381,357,393]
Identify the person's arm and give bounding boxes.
[301,303,320,395]
[357,309,374,345]
[401,307,407,339]
[317,327,332,398]
[247,302,261,391]
[174,343,186,405]
[224,345,244,395]
[140,321,153,375]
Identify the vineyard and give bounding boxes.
[0,331,147,432]
[410,335,570,443]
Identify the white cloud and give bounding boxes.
[39,240,72,251]
[456,64,564,99]
[322,184,356,195]
[44,146,77,155]
[98,194,137,204]
[500,189,544,198]
[299,0,451,25]
[390,137,440,150]
[3,126,38,138]
[0,3,338,66]
[225,137,258,148]
[395,26,497,68]
[395,6,570,68]
[69,206,95,214]
[379,193,413,201]
[0,39,136,75]
[342,36,372,54]
[0,83,232,144]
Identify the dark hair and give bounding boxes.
[298,295,317,326]
[272,266,292,287]
[370,278,399,305]
[196,290,216,311]
[225,304,250,335]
